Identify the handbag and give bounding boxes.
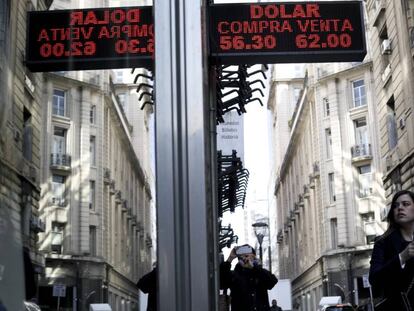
[374,276,414,311]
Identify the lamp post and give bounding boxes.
[252,222,268,264]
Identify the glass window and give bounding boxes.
[23,108,32,161]
[52,89,66,116]
[90,136,96,166]
[0,0,10,53]
[51,222,65,254]
[352,79,366,107]
[89,226,97,256]
[361,212,376,244]
[90,105,96,124]
[53,127,66,155]
[118,93,126,110]
[323,97,330,116]
[52,175,65,206]
[387,97,398,150]
[330,218,338,249]
[325,128,332,159]
[89,180,95,210]
[354,118,369,146]
[358,165,373,198]
[328,173,336,203]
[293,88,301,104]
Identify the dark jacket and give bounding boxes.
[220,261,278,311]
[270,306,282,311]
[369,229,414,310]
[137,268,156,311]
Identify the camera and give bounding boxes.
[236,245,253,256]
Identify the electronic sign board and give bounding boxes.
[26,6,153,72]
[209,1,366,64]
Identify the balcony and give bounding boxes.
[50,153,71,171]
[351,143,372,162]
[50,197,66,207]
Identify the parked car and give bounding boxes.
[325,304,356,311]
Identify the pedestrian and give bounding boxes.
[137,263,157,311]
[220,244,278,311]
[270,299,282,311]
[369,190,414,310]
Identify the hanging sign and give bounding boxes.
[26,6,153,72]
[26,2,367,72]
[209,1,366,64]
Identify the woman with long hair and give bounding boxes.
[369,189,414,310]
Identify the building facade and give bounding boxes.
[365,0,414,209]
[0,0,50,309]
[268,60,387,310]
[38,71,153,311]
[0,0,154,309]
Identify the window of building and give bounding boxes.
[52,175,65,206]
[328,173,336,203]
[0,0,10,53]
[325,128,332,159]
[352,79,366,107]
[361,212,376,244]
[323,97,330,116]
[293,87,301,104]
[358,165,373,197]
[53,127,66,154]
[90,136,96,166]
[52,89,66,116]
[89,226,97,256]
[330,218,338,248]
[404,1,414,48]
[354,118,369,146]
[89,180,95,210]
[386,96,398,150]
[118,93,126,110]
[51,222,65,254]
[23,108,33,161]
[90,105,96,124]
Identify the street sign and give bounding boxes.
[209,1,366,64]
[53,284,66,297]
[362,274,370,288]
[26,6,153,72]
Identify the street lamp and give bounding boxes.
[252,221,268,263]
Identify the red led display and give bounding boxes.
[26,2,367,72]
[209,1,366,64]
[26,6,153,72]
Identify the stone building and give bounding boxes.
[365,0,414,210]
[268,60,387,310]
[0,0,154,310]
[37,71,153,311]
[0,0,50,308]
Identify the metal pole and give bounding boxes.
[154,0,215,310]
[368,286,375,311]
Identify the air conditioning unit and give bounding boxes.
[381,39,391,55]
